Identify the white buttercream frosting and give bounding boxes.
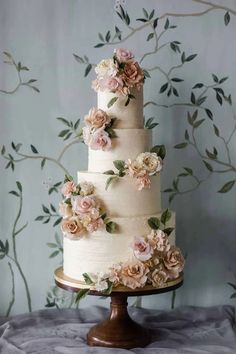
[77,171,161,217]
[63,212,176,281]
[97,87,143,128]
[88,129,152,172]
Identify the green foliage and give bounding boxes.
[106,221,118,234]
[150,145,166,159]
[105,175,119,190]
[57,117,81,141]
[83,273,94,285]
[107,97,118,108]
[218,180,236,193]
[144,117,159,130]
[75,288,90,304]
[161,209,172,225]
[148,217,160,230]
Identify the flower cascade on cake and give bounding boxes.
[59,175,118,239]
[92,48,144,106]
[80,210,184,293]
[82,107,117,151]
[105,146,165,191]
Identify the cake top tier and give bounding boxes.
[91,48,145,129]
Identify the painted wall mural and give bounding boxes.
[0,0,236,315]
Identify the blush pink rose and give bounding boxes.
[84,108,111,129]
[136,172,151,191]
[122,61,144,88]
[147,230,170,252]
[114,48,134,62]
[104,76,123,92]
[86,217,104,232]
[61,181,77,198]
[61,217,84,239]
[72,195,96,214]
[120,260,148,289]
[58,201,73,219]
[109,263,122,285]
[150,266,169,287]
[131,236,154,261]
[89,128,112,151]
[163,246,185,279]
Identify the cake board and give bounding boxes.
[54,266,183,349]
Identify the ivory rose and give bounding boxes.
[163,246,185,278]
[88,128,112,151]
[58,201,73,219]
[61,181,77,198]
[150,266,169,287]
[114,48,134,62]
[120,260,148,289]
[79,181,94,196]
[84,108,111,129]
[61,217,84,239]
[95,58,118,78]
[136,152,163,174]
[147,229,170,252]
[122,61,144,88]
[131,236,154,261]
[126,159,144,178]
[72,195,97,214]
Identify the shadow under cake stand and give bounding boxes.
[54,266,183,349]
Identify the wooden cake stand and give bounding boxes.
[54,266,183,349]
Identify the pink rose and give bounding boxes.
[114,48,134,62]
[120,260,148,289]
[72,195,96,214]
[58,201,73,219]
[61,217,84,239]
[131,236,154,261]
[61,181,77,198]
[136,172,151,191]
[84,108,111,129]
[150,266,169,287]
[163,246,185,279]
[104,76,123,92]
[109,263,122,285]
[89,128,112,151]
[147,230,170,252]
[86,217,104,232]
[122,61,144,88]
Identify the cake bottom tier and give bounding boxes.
[63,211,175,281]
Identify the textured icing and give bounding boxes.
[88,129,152,172]
[77,171,161,217]
[97,87,143,128]
[63,212,175,281]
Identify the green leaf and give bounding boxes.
[185,54,197,62]
[103,170,115,175]
[94,43,104,48]
[219,77,228,84]
[74,118,80,130]
[163,227,174,236]
[49,250,60,258]
[57,117,71,127]
[218,180,236,193]
[102,280,113,295]
[30,86,40,93]
[174,142,188,149]
[203,160,213,172]
[192,83,204,89]
[230,293,236,299]
[172,87,179,97]
[193,119,205,128]
[53,217,62,227]
[148,217,160,230]
[228,282,236,291]
[171,78,184,82]
[184,167,193,175]
[161,209,172,225]
[83,273,94,285]
[142,8,149,18]
[224,11,230,26]
[149,9,155,20]
[212,74,219,83]
[73,54,84,63]
[105,176,118,190]
[41,158,46,169]
[150,145,166,159]
[98,32,104,42]
[216,93,223,105]
[213,124,220,137]
[197,96,207,106]
[159,82,168,93]
[106,221,118,233]
[181,51,186,63]
[164,18,169,29]
[113,160,125,171]
[75,288,90,303]
[5,240,9,254]
[147,32,154,41]
[105,31,111,42]
[84,64,92,77]
[30,144,38,153]
[205,149,216,160]
[42,205,50,214]
[191,92,196,104]
[1,145,5,155]
[107,96,118,108]
[205,109,213,120]
[136,18,147,23]
[16,181,22,192]
[58,129,70,137]
[185,130,189,141]
[47,243,58,248]
[9,190,20,197]
[153,17,158,29]
[35,215,44,221]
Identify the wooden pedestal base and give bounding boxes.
[54,267,183,349]
[87,293,150,348]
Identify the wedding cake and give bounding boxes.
[59,49,184,293]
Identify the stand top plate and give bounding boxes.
[54,267,183,297]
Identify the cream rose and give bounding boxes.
[72,195,97,214]
[147,229,170,252]
[163,246,185,279]
[79,181,95,196]
[61,181,77,198]
[136,152,163,174]
[58,201,73,219]
[126,159,144,178]
[150,266,169,287]
[131,236,154,261]
[84,108,111,129]
[120,260,148,289]
[61,217,84,239]
[95,58,118,78]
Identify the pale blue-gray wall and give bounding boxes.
[0,0,236,315]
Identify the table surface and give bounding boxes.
[0,305,236,353]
